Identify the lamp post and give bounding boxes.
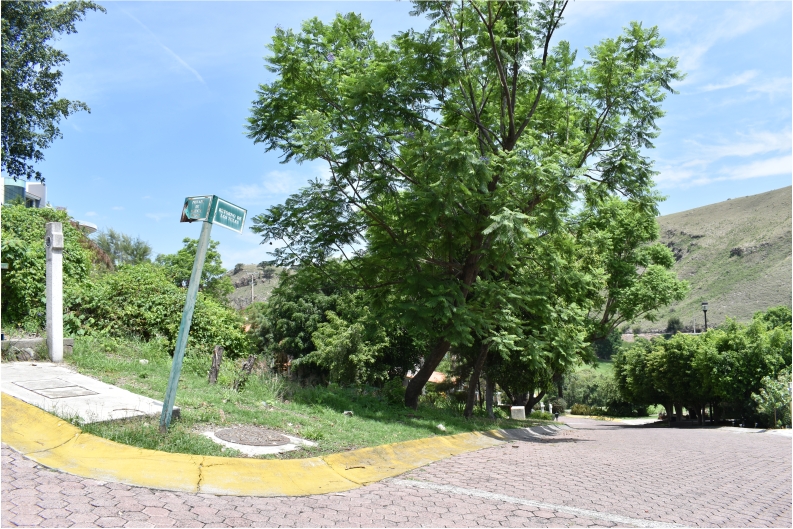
[701,302,709,332]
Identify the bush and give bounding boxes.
[1,205,93,331]
[666,317,684,334]
[550,398,567,413]
[529,411,554,420]
[382,377,406,405]
[570,403,591,415]
[65,264,250,357]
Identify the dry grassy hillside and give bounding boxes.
[642,186,791,331]
[226,264,283,310]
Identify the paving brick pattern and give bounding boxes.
[2,417,790,528]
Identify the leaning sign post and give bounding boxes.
[159,195,246,432]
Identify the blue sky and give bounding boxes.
[32,1,792,267]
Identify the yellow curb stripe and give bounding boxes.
[2,393,506,496]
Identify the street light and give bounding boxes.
[701,302,709,331]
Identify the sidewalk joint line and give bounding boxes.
[391,479,684,528]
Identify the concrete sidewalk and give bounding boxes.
[1,362,175,424]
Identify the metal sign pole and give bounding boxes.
[160,219,214,432]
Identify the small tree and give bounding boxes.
[155,237,233,303]
[666,316,683,334]
[95,228,152,266]
[752,370,792,428]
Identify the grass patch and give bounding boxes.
[574,359,613,375]
[67,336,550,459]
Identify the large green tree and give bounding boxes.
[1,0,104,181]
[247,0,682,408]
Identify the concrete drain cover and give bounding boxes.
[214,426,291,446]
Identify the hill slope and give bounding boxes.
[642,186,791,331]
[226,264,283,310]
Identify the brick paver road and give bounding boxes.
[2,417,791,528]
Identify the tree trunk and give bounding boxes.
[486,376,494,419]
[525,390,545,416]
[674,402,683,422]
[405,339,451,409]
[553,371,564,399]
[464,342,490,418]
[208,345,224,384]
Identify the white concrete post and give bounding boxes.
[45,222,64,362]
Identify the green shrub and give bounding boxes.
[382,377,406,405]
[550,398,567,413]
[65,263,250,357]
[666,316,684,334]
[570,403,589,415]
[529,411,554,420]
[1,205,93,331]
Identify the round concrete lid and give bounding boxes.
[214,426,291,446]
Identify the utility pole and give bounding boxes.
[250,273,255,304]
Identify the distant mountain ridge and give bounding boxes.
[642,186,791,331]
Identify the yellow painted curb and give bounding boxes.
[2,393,507,496]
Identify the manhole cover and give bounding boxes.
[214,426,291,446]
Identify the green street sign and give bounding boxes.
[162,193,246,432]
[180,195,212,222]
[212,197,247,233]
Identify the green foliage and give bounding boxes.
[529,411,554,421]
[614,308,791,423]
[1,0,105,181]
[751,369,791,428]
[65,263,250,358]
[570,403,592,415]
[591,329,623,359]
[666,317,684,334]
[577,197,689,338]
[1,204,93,331]
[382,377,406,406]
[94,228,152,266]
[564,368,620,408]
[753,306,792,331]
[258,265,425,385]
[246,2,683,406]
[155,237,234,303]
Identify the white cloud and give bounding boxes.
[112,206,124,211]
[228,163,330,205]
[701,70,758,92]
[748,76,792,96]
[146,213,171,222]
[717,154,792,181]
[669,3,785,77]
[85,211,98,217]
[656,129,792,188]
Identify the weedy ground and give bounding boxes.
[64,337,550,460]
